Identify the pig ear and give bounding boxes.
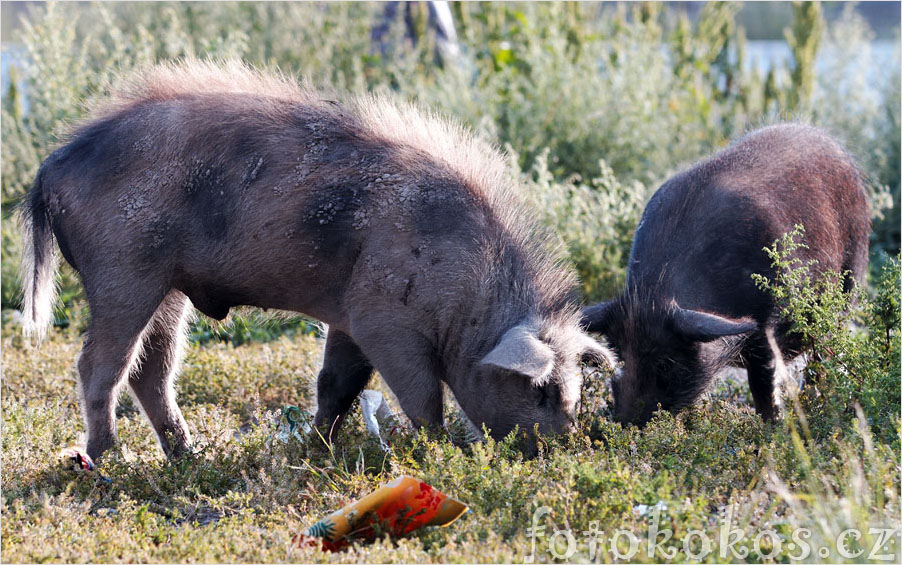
[671,307,758,343]
[581,300,616,334]
[576,333,617,370]
[480,324,555,383]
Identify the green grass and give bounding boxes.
[2,324,898,563]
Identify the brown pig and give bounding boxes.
[20,61,611,462]
[582,124,870,426]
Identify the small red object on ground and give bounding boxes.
[294,476,468,551]
[59,446,111,482]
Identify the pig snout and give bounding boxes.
[611,369,658,427]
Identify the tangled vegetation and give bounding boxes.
[1,2,899,563]
[2,258,899,562]
[1,2,898,311]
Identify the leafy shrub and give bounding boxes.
[811,4,900,257]
[1,1,898,336]
[522,150,649,301]
[753,226,901,446]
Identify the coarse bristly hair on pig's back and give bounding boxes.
[74,59,580,320]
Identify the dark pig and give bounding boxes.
[21,61,612,462]
[582,124,870,425]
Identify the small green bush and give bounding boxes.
[753,226,901,446]
[522,150,649,301]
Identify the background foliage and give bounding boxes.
[0,4,899,562]
[1,1,899,313]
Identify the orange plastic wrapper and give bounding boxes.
[294,476,468,551]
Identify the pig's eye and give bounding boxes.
[654,359,675,387]
[653,358,672,375]
[535,386,549,408]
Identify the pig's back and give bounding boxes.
[37,61,580,326]
[627,124,869,320]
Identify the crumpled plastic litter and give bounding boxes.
[294,475,468,552]
[59,446,111,482]
[358,390,397,450]
[272,390,399,449]
[271,405,313,444]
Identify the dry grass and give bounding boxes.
[2,325,898,563]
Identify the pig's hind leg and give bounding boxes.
[77,276,170,462]
[313,328,375,442]
[128,291,193,458]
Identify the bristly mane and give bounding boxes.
[79,59,579,322]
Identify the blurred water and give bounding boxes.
[1,39,898,114]
[1,43,27,112]
[744,39,899,83]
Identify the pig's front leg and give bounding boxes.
[350,326,445,431]
[743,328,784,422]
[314,328,375,442]
[385,367,444,431]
